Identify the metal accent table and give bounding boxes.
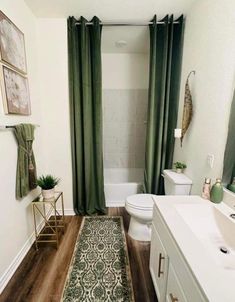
[31,191,65,250]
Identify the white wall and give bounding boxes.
[174,0,235,194]
[36,18,73,211]
[102,53,149,89]
[0,0,45,289]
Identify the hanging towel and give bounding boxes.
[14,124,37,199]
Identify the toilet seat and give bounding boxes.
[126,194,154,211]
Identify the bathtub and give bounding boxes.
[104,168,143,207]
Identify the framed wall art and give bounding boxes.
[0,65,31,115]
[0,10,27,74]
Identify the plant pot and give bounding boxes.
[42,188,55,200]
[176,168,183,173]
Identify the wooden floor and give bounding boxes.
[0,208,157,302]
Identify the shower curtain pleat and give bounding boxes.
[144,15,184,194]
[222,90,235,185]
[68,16,106,215]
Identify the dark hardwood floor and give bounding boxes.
[0,208,157,302]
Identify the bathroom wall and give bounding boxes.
[36,18,73,212]
[102,54,149,174]
[174,0,235,194]
[0,0,45,291]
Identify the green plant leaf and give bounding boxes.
[36,175,60,190]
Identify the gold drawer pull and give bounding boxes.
[157,252,165,277]
[170,293,179,302]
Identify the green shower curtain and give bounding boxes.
[144,15,184,195]
[68,16,106,215]
[223,90,235,186]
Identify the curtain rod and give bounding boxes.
[75,21,180,26]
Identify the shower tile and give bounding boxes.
[103,95,120,122]
[136,89,148,123]
[103,89,147,170]
[119,153,135,168]
[104,137,119,153]
[119,122,136,137]
[103,121,120,138]
[118,135,135,153]
[135,135,146,154]
[135,151,145,168]
[104,153,120,168]
[136,122,147,138]
[119,90,137,122]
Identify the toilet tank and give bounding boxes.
[163,169,192,195]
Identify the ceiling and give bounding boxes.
[102,26,149,53]
[24,0,196,53]
[24,0,195,19]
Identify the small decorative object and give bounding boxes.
[227,177,235,193]
[173,161,187,173]
[202,178,211,200]
[181,70,195,147]
[0,66,30,115]
[0,10,27,74]
[210,178,223,203]
[36,175,60,200]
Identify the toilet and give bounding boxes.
[125,169,192,241]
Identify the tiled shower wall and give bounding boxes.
[103,89,148,168]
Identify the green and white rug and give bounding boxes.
[62,217,135,302]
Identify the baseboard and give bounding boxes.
[0,208,75,294]
[0,216,46,294]
[57,208,75,215]
[106,201,125,207]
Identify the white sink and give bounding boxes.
[175,203,235,270]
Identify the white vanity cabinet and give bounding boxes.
[166,263,187,302]
[149,223,169,302]
[150,204,207,302]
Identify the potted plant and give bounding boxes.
[36,175,60,200]
[173,162,187,173]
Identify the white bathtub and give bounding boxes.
[104,169,143,207]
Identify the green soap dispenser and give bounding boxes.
[227,177,235,193]
[210,178,223,203]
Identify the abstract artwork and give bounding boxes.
[0,10,30,115]
[0,11,27,74]
[1,66,30,115]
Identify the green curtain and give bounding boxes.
[144,15,184,194]
[68,16,106,215]
[14,124,37,199]
[223,90,235,186]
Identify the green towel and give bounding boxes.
[14,124,37,199]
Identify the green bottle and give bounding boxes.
[227,177,235,193]
[210,178,223,203]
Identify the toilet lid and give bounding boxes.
[126,194,154,210]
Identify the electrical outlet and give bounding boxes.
[207,154,214,168]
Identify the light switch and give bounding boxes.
[207,154,214,168]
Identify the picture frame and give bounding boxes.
[0,65,31,115]
[0,10,27,74]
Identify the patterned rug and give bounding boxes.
[61,216,135,302]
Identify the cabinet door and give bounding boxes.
[166,263,187,302]
[150,224,169,302]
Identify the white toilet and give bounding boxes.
[125,169,192,241]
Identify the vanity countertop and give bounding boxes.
[152,195,235,302]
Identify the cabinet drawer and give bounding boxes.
[166,263,187,302]
[150,224,169,302]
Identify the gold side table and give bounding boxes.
[31,191,65,250]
